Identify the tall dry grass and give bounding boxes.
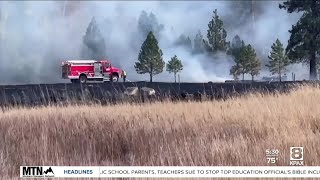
[1,85,320,179]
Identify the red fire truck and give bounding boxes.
[61,60,122,83]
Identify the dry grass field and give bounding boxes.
[1,85,320,179]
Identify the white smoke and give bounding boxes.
[0,1,304,84]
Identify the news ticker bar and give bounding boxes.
[20,166,320,178]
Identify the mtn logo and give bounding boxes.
[21,166,55,178]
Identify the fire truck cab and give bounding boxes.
[61,60,122,83]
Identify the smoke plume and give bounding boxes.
[0,1,304,84]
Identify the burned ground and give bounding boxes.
[0,81,316,107]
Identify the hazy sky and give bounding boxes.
[0,1,305,84]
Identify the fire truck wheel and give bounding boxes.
[111,75,118,82]
[79,75,87,83]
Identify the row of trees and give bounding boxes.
[228,0,320,81]
[174,9,229,56]
[175,0,320,81]
[170,8,289,82]
[134,9,291,82]
[135,30,290,82]
[228,35,290,81]
[135,32,183,82]
[81,0,320,82]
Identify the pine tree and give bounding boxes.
[206,9,229,53]
[176,34,187,46]
[149,12,165,35]
[225,1,264,38]
[228,35,244,61]
[231,35,243,49]
[248,58,261,81]
[193,30,204,54]
[246,44,261,81]
[138,11,152,37]
[203,39,212,53]
[134,31,165,82]
[233,42,249,80]
[138,11,164,39]
[166,55,183,83]
[229,38,246,80]
[81,17,106,60]
[230,43,260,81]
[186,36,192,51]
[176,34,192,51]
[266,39,290,82]
[230,64,241,80]
[279,0,320,80]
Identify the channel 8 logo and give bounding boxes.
[290,147,304,161]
